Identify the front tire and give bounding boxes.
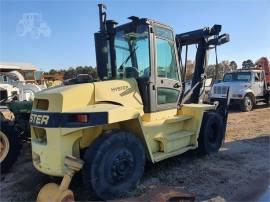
[265,92,270,107]
[83,130,145,200]
[240,95,254,112]
[0,121,21,173]
[198,112,225,155]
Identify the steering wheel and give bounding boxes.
[124,67,139,78]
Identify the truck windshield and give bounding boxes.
[114,25,150,79]
[223,72,251,82]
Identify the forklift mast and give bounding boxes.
[176,26,230,103]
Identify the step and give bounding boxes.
[154,131,194,153]
[164,115,193,124]
[153,146,196,162]
[256,98,267,102]
[154,131,194,142]
[143,115,193,128]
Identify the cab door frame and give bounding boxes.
[151,23,182,112]
[252,71,264,96]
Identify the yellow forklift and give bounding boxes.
[31,4,230,201]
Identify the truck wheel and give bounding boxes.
[266,93,270,106]
[198,112,225,155]
[240,95,253,112]
[83,130,145,200]
[0,121,21,173]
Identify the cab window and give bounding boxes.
[154,26,174,41]
[156,38,178,80]
[254,73,260,82]
[223,73,232,82]
[115,25,150,79]
[157,88,179,104]
[254,72,263,82]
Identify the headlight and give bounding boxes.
[243,84,251,88]
[33,127,47,144]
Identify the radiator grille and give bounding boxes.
[213,86,228,94]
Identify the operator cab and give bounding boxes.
[96,16,182,112]
[116,19,181,112]
[95,4,229,113]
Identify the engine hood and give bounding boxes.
[33,79,144,113]
[34,83,95,112]
[213,81,250,90]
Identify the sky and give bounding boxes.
[0,0,270,71]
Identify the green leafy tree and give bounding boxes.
[229,61,237,70]
[206,60,238,81]
[49,69,57,74]
[242,59,254,69]
[46,66,97,80]
[185,60,195,80]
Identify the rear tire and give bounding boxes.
[0,121,21,173]
[240,95,254,112]
[265,92,270,106]
[83,130,145,200]
[198,112,225,155]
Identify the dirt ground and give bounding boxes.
[1,105,270,201]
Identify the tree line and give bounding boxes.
[45,59,256,81]
[185,59,256,81]
[44,66,97,80]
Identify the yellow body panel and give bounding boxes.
[31,127,82,176]
[34,83,95,112]
[142,109,177,122]
[31,78,216,176]
[94,79,144,114]
[68,104,141,123]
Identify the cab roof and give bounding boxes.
[115,17,174,32]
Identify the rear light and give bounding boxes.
[74,114,88,123]
[33,127,47,144]
[32,152,40,165]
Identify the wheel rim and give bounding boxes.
[0,132,10,163]
[110,150,134,184]
[245,97,252,110]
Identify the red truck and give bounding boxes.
[256,57,270,87]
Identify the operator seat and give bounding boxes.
[125,67,139,78]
